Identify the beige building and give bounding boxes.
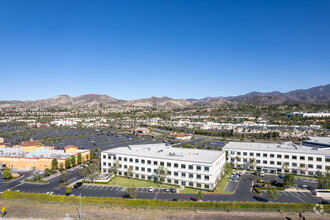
[0,143,90,170]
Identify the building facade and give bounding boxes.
[101,143,226,189]
[223,141,330,176]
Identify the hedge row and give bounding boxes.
[1,191,329,213]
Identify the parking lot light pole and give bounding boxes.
[80,193,82,220]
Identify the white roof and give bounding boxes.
[304,137,330,146]
[223,142,330,156]
[102,143,224,164]
[0,147,86,159]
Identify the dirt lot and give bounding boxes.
[0,200,328,220]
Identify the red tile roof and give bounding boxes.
[21,141,42,147]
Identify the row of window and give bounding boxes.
[103,154,210,171]
[230,157,327,169]
[102,163,211,180]
[101,170,211,188]
[229,151,328,162]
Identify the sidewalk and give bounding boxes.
[42,171,61,181]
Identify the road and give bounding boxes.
[1,171,325,204]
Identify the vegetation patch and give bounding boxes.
[1,191,329,213]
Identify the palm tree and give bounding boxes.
[235,156,241,169]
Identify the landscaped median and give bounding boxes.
[2,191,328,213]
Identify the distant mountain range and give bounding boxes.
[0,84,329,108]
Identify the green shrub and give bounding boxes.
[253,187,261,194]
[2,191,328,213]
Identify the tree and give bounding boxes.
[60,171,68,183]
[317,174,330,189]
[51,159,58,170]
[127,165,134,178]
[33,172,41,181]
[70,155,76,167]
[108,160,120,184]
[65,187,72,195]
[266,188,279,200]
[59,163,64,171]
[249,158,256,170]
[86,154,89,161]
[156,165,168,185]
[197,190,204,201]
[126,186,137,199]
[235,156,241,168]
[77,153,82,165]
[65,158,71,169]
[283,174,296,187]
[2,168,12,179]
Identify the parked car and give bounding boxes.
[74,182,83,189]
[170,187,176,193]
[279,174,285,179]
[301,184,308,188]
[148,187,154,192]
[164,187,170,193]
[260,171,265,177]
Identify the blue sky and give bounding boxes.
[0,0,329,101]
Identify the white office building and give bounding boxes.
[223,140,330,176]
[101,143,226,189]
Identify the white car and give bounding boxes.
[46,191,54,195]
[148,187,154,192]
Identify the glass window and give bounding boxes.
[263,160,267,164]
[237,152,241,155]
[160,162,164,166]
[181,164,186,169]
[277,155,282,159]
[197,183,201,188]
[326,158,330,162]
[263,153,267,157]
[205,185,209,189]
[300,156,305,160]
[243,152,247,156]
[204,176,209,180]
[197,174,201,179]
[308,164,313,168]
[147,160,151,165]
[292,156,297,160]
[103,162,106,166]
[124,165,127,169]
[204,167,209,172]
[124,157,127,162]
[317,165,322,169]
[147,168,151,172]
[270,161,274,165]
[308,157,313,161]
[174,172,178,176]
[135,159,139,163]
[285,155,289,159]
[129,158,133,162]
[250,152,254,156]
[174,163,178,168]
[154,161,158,165]
[189,165,193,170]
[277,161,282,165]
[108,163,111,166]
[135,167,139,171]
[196,165,201,170]
[141,160,145,164]
[181,172,186,177]
[230,151,235,155]
[292,163,297,167]
[243,159,247,162]
[141,167,145,171]
[316,157,322,162]
[108,155,111,159]
[270,154,274,158]
[189,173,193,178]
[189,182,193,187]
[257,160,261,164]
[256,153,260,157]
[167,162,171,167]
[103,155,106,159]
